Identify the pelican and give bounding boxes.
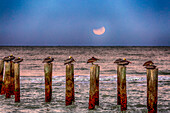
[2,54,15,62]
[64,56,75,65]
[87,57,99,65]
[114,58,123,64]
[145,64,157,69]
[143,61,154,66]
[42,56,54,63]
[2,56,11,62]
[9,54,15,60]
[118,58,131,65]
[13,57,23,63]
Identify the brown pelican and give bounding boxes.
[13,57,23,63]
[87,57,99,65]
[3,54,15,62]
[145,64,157,69]
[114,58,123,64]
[42,56,54,63]
[118,58,131,66]
[64,56,75,65]
[143,61,154,66]
[9,54,15,60]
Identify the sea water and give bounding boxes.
[0,46,169,112]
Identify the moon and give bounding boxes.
[93,26,105,35]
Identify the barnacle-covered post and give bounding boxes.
[114,58,130,111]
[87,57,99,109]
[143,61,158,113]
[14,57,23,102]
[0,60,4,92]
[43,56,54,102]
[64,56,75,106]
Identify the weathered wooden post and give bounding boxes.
[5,61,11,98]
[147,68,158,113]
[13,57,23,102]
[147,69,150,109]
[89,65,97,109]
[117,65,121,105]
[114,58,130,111]
[95,65,100,106]
[143,61,158,113]
[119,65,127,111]
[44,63,52,102]
[65,64,74,105]
[14,63,20,102]
[0,60,4,92]
[10,61,15,95]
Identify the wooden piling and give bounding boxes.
[0,60,4,93]
[119,65,127,111]
[65,64,74,106]
[117,65,121,105]
[1,73,6,95]
[10,61,15,95]
[4,61,11,98]
[147,68,158,113]
[95,65,100,106]
[89,64,97,109]
[14,63,20,102]
[146,69,150,109]
[44,63,52,102]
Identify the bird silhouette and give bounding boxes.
[42,56,54,63]
[118,58,131,66]
[87,57,99,65]
[13,57,23,63]
[64,56,76,65]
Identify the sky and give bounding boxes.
[0,0,169,46]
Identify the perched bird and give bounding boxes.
[64,56,76,65]
[118,58,131,66]
[13,57,23,63]
[143,61,154,66]
[9,54,15,60]
[42,56,54,63]
[2,54,15,62]
[2,56,11,62]
[114,58,123,64]
[87,57,99,65]
[145,64,157,69]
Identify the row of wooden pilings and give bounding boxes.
[0,60,20,102]
[0,61,158,112]
[44,63,158,112]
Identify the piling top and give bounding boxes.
[42,56,54,63]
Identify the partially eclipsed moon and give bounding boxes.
[93,26,105,35]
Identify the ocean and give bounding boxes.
[0,46,169,112]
